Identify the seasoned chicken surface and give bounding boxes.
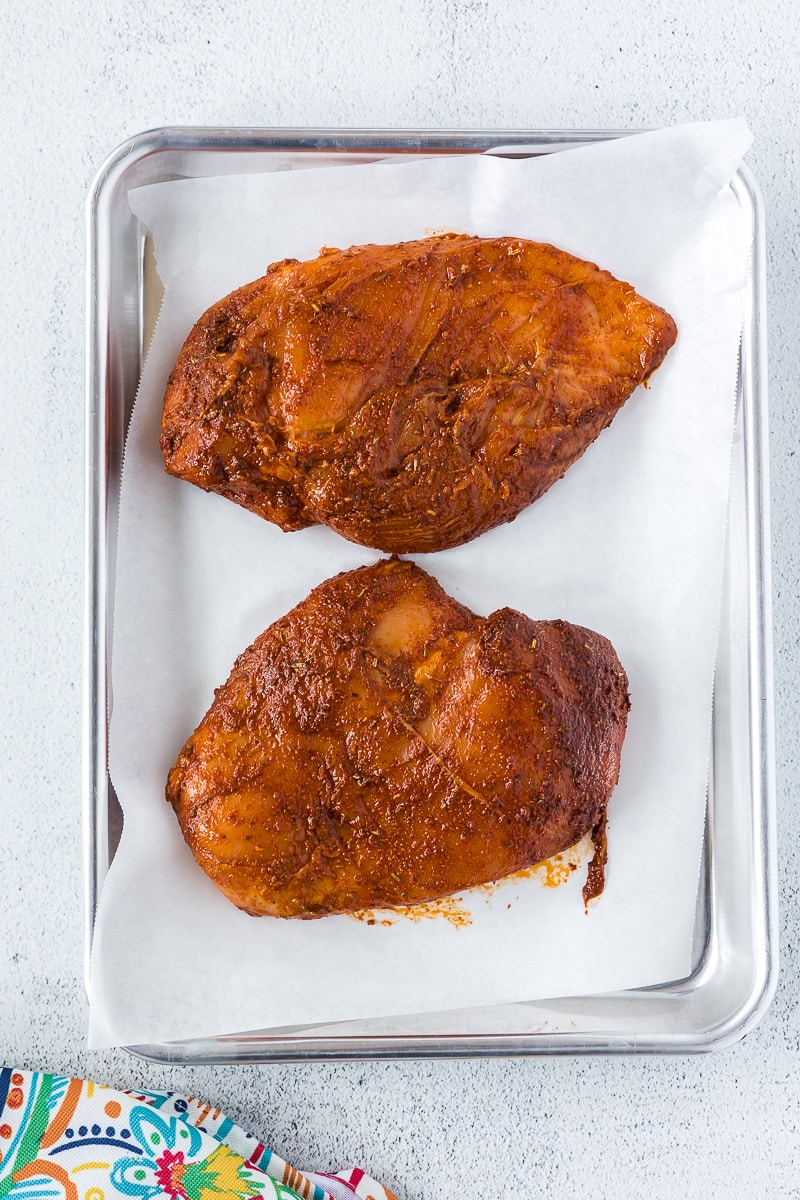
[161,235,677,553]
[167,559,630,917]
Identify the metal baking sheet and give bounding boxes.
[83,127,776,1060]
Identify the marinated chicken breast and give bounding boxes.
[167,559,630,917]
[161,235,677,553]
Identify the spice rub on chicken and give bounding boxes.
[161,235,677,553]
[166,559,630,918]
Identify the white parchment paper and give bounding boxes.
[89,121,752,1048]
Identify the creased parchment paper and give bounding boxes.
[89,120,752,1048]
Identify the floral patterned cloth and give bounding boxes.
[0,1070,396,1200]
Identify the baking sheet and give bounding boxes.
[89,120,752,1048]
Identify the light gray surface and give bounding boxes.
[0,1,797,1197]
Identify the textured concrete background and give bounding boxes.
[1,1,798,1196]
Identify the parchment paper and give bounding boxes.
[89,121,752,1048]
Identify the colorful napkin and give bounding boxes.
[0,1070,396,1200]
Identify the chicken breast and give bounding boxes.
[167,559,630,917]
[161,235,677,553]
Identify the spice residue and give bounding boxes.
[477,832,593,897]
[351,893,472,928]
[350,832,596,928]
